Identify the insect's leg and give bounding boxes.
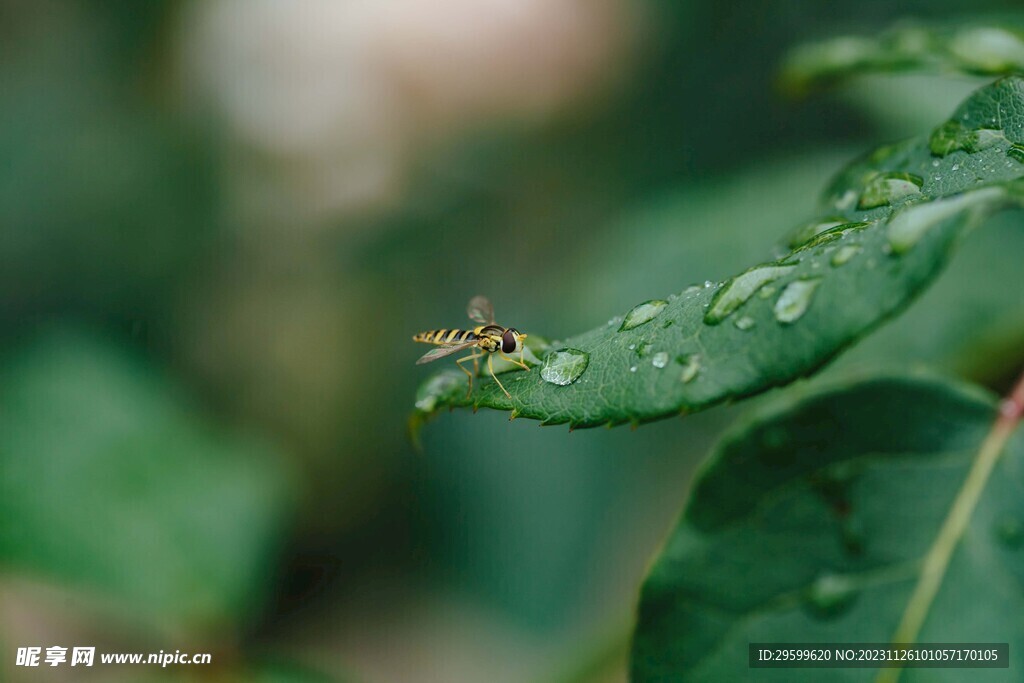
[456,352,483,397]
[499,351,530,372]
[457,351,482,377]
[488,354,511,399]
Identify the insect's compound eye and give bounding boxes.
[501,329,517,354]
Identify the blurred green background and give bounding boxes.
[2,1,1024,681]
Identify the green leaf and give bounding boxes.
[414,77,1024,428]
[0,329,296,634]
[782,22,1024,93]
[247,658,346,683]
[631,374,1024,681]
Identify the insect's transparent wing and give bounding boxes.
[467,295,495,324]
[416,342,477,365]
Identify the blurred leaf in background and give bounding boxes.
[0,329,297,641]
[0,0,217,331]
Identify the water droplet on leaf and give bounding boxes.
[415,371,465,412]
[651,351,669,368]
[834,189,858,210]
[540,348,589,386]
[774,278,822,324]
[677,354,701,383]
[887,186,1006,254]
[793,221,872,251]
[734,316,756,330]
[973,128,1006,150]
[704,264,795,324]
[620,300,668,331]
[868,143,900,164]
[830,245,861,266]
[857,172,923,209]
[930,120,971,157]
[789,217,846,248]
[805,573,859,619]
[929,119,1006,157]
[949,26,1024,73]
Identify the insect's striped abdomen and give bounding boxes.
[413,328,477,345]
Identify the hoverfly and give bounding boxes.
[413,295,529,398]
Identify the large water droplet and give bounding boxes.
[805,573,859,619]
[774,278,821,324]
[619,300,668,331]
[788,35,875,78]
[930,119,1006,157]
[734,316,756,330]
[950,27,1024,73]
[794,221,872,252]
[677,354,701,383]
[972,128,1006,151]
[833,189,858,211]
[415,371,465,412]
[830,244,862,266]
[857,172,923,209]
[994,513,1024,549]
[636,341,652,358]
[887,186,1006,254]
[789,217,846,249]
[704,264,795,324]
[651,351,669,368]
[930,120,971,157]
[868,143,900,164]
[540,348,589,386]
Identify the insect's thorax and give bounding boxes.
[474,325,504,352]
